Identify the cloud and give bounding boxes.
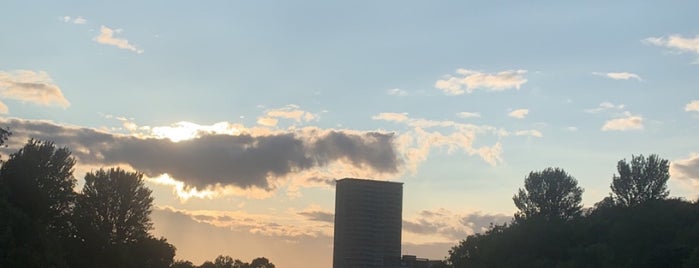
[670,153,699,187]
[645,34,699,61]
[372,112,409,123]
[387,88,408,96]
[403,209,511,240]
[601,113,643,131]
[62,16,87,24]
[585,102,625,113]
[257,117,278,127]
[515,130,543,138]
[297,210,334,223]
[508,109,529,119]
[0,70,71,110]
[456,112,481,118]
[0,118,400,192]
[435,69,527,95]
[151,207,333,268]
[592,72,642,81]
[73,17,87,24]
[259,105,317,125]
[685,100,699,112]
[373,113,531,167]
[94,25,143,54]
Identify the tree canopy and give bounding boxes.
[0,139,76,267]
[512,167,583,221]
[448,159,699,268]
[611,154,670,207]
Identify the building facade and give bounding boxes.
[333,178,403,268]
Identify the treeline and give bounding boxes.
[446,155,699,267]
[0,132,275,267]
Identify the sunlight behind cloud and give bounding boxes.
[151,121,241,142]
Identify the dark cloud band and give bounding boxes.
[0,118,400,190]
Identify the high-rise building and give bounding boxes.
[333,178,403,268]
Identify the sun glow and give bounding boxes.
[150,121,241,142]
[148,174,216,201]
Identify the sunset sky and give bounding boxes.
[2,1,699,267]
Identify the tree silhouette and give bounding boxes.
[0,139,76,267]
[75,167,153,245]
[172,260,196,268]
[513,167,583,221]
[214,255,236,268]
[250,257,275,268]
[71,167,166,268]
[611,154,669,207]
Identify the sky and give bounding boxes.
[2,1,699,267]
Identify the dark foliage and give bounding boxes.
[449,160,699,268]
[513,167,583,221]
[611,154,670,207]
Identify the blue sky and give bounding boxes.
[2,1,699,267]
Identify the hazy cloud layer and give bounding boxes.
[435,69,527,95]
[297,210,334,223]
[403,209,511,240]
[0,70,71,110]
[685,100,699,112]
[94,25,143,53]
[593,72,642,81]
[0,118,399,190]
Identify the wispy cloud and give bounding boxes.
[62,16,87,24]
[685,100,699,112]
[601,112,643,131]
[387,88,408,96]
[515,130,543,138]
[508,109,529,119]
[592,72,642,81]
[94,25,144,54]
[435,69,527,95]
[297,210,334,223]
[456,112,481,119]
[644,34,699,62]
[260,105,317,125]
[373,113,527,167]
[0,70,71,111]
[585,102,625,113]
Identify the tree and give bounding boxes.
[0,139,76,267]
[172,260,196,268]
[214,255,236,268]
[75,167,153,245]
[611,154,670,207]
[513,167,583,221]
[71,167,161,267]
[250,257,275,268]
[0,139,76,234]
